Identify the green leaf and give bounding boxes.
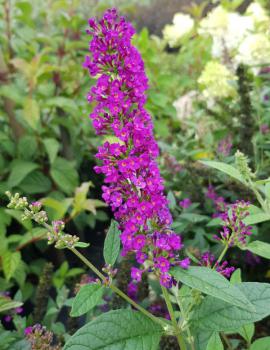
[8,160,39,188]
[193,330,214,350]
[167,191,176,210]
[19,170,52,194]
[103,220,120,266]
[71,284,104,317]
[206,333,224,350]
[230,269,242,284]
[243,241,270,260]
[0,296,23,313]
[64,309,162,350]
[18,135,38,160]
[43,138,59,164]
[74,242,90,248]
[2,251,21,280]
[238,324,254,343]
[250,337,270,350]
[23,97,40,130]
[41,197,72,220]
[180,213,209,223]
[50,157,79,195]
[265,183,270,199]
[191,282,270,331]
[171,267,253,311]
[243,213,270,225]
[46,97,79,116]
[200,161,245,184]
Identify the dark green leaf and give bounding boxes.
[103,220,120,266]
[64,309,162,350]
[50,157,79,195]
[0,296,23,313]
[19,170,52,194]
[71,284,104,317]
[171,267,253,310]
[8,160,39,188]
[191,283,270,331]
[200,161,245,184]
[2,251,22,281]
[243,241,270,260]
[43,138,60,164]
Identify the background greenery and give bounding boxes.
[0,0,270,349]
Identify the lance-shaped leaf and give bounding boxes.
[103,220,120,266]
[171,267,254,311]
[242,241,270,260]
[200,160,245,184]
[191,282,270,331]
[64,309,163,350]
[71,284,104,317]
[0,296,23,313]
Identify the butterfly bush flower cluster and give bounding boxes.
[215,200,253,246]
[24,324,61,350]
[206,185,229,216]
[83,8,188,288]
[199,252,235,278]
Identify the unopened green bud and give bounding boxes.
[33,211,48,224]
[55,234,79,249]
[235,150,255,181]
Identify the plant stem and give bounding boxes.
[214,244,229,267]
[161,285,187,350]
[173,287,195,350]
[70,247,167,328]
[221,333,233,350]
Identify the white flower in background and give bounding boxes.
[163,13,194,47]
[198,61,238,99]
[199,6,229,37]
[200,6,254,59]
[236,33,270,68]
[173,91,198,122]
[246,2,269,26]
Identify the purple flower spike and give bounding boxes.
[179,198,192,209]
[84,8,186,287]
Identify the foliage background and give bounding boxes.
[1,0,270,348]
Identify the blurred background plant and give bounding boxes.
[0,0,270,349]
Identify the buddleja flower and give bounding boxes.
[214,200,253,246]
[84,8,188,288]
[199,252,235,278]
[24,324,61,350]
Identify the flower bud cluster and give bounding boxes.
[235,150,255,181]
[215,200,253,246]
[5,191,28,209]
[24,324,61,350]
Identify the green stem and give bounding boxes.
[221,333,233,350]
[161,285,187,350]
[249,180,268,213]
[173,288,195,350]
[214,244,229,267]
[70,247,166,328]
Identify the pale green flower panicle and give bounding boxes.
[198,61,238,99]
